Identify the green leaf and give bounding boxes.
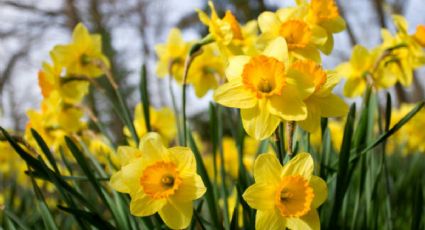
[328,103,356,228]
[188,130,221,228]
[58,206,116,230]
[139,64,152,132]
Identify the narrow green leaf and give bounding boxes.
[139,64,152,132]
[58,205,116,230]
[188,130,221,228]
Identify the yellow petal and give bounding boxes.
[159,199,193,229]
[173,175,206,202]
[253,153,282,184]
[110,158,144,194]
[243,182,276,210]
[298,101,320,133]
[343,77,366,98]
[286,209,320,230]
[256,210,287,230]
[393,15,408,33]
[310,176,328,208]
[139,132,169,164]
[292,46,322,63]
[258,11,280,33]
[320,17,346,33]
[214,80,257,109]
[286,69,315,99]
[130,193,166,216]
[72,23,91,49]
[169,146,196,173]
[116,146,142,167]
[317,94,348,117]
[263,37,289,63]
[225,55,251,81]
[281,152,313,180]
[319,32,334,55]
[268,86,307,121]
[311,26,328,46]
[241,100,280,140]
[350,45,369,70]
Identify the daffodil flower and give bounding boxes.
[243,152,327,230]
[155,28,191,82]
[292,60,348,132]
[51,23,110,78]
[109,133,206,229]
[124,104,177,146]
[214,37,315,140]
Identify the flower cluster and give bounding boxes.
[337,15,425,97]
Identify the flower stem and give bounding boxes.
[286,121,296,155]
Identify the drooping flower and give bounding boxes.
[109,133,206,229]
[243,153,327,230]
[124,104,177,146]
[214,37,315,140]
[292,60,348,132]
[52,23,110,78]
[155,28,191,82]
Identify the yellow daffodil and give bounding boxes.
[155,28,191,82]
[124,103,176,146]
[379,15,425,86]
[292,60,348,132]
[336,45,395,97]
[38,58,89,105]
[187,43,225,97]
[305,0,346,54]
[109,133,206,229]
[243,153,327,230]
[198,1,243,53]
[52,23,110,78]
[258,7,327,62]
[25,92,86,152]
[214,37,315,140]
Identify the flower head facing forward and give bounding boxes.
[214,37,315,140]
[109,133,206,229]
[242,153,327,230]
[51,23,110,78]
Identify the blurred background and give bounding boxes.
[0,0,424,141]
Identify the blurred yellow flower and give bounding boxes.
[389,104,425,154]
[187,43,225,97]
[124,104,176,146]
[109,133,206,229]
[243,153,327,230]
[38,58,89,105]
[52,23,110,78]
[198,1,242,46]
[214,37,314,140]
[336,45,395,97]
[292,60,348,132]
[155,28,191,82]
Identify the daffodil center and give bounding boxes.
[279,20,311,50]
[275,175,314,217]
[140,161,182,199]
[80,54,91,65]
[242,55,286,98]
[161,175,175,188]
